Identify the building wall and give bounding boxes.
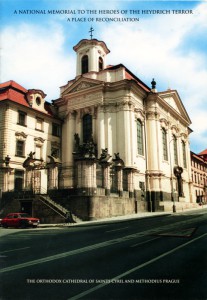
[0,100,61,193]
[191,152,207,203]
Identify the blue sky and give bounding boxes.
[1,0,207,153]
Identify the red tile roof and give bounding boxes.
[0,80,57,118]
[198,149,207,156]
[0,80,29,107]
[0,80,28,93]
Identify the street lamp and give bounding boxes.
[169,136,179,213]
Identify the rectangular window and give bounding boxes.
[173,136,178,165]
[52,123,61,137]
[16,140,25,157]
[18,111,27,126]
[137,120,144,156]
[36,118,43,131]
[162,129,168,161]
[82,114,92,142]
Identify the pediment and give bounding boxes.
[62,77,103,96]
[159,90,191,124]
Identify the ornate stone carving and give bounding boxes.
[73,134,97,159]
[146,111,160,120]
[160,118,169,130]
[171,124,179,134]
[34,137,45,145]
[134,108,145,122]
[71,82,96,92]
[15,132,27,140]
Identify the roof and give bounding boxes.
[0,80,30,107]
[73,38,110,54]
[191,150,207,163]
[198,149,207,156]
[0,80,28,92]
[104,64,151,92]
[0,80,56,117]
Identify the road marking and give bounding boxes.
[130,237,161,247]
[69,233,207,300]
[0,214,206,274]
[0,247,30,254]
[106,227,129,233]
[155,227,197,238]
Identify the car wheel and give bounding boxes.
[2,224,8,228]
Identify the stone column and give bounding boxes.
[75,159,97,195]
[145,95,163,211]
[116,167,123,197]
[127,169,134,198]
[100,163,111,196]
[97,106,105,156]
[62,111,76,188]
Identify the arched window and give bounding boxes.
[81,55,88,74]
[162,128,168,161]
[182,141,187,168]
[83,114,92,143]
[173,135,178,165]
[137,119,144,155]
[99,57,103,71]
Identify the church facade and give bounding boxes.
[0,37,197,222]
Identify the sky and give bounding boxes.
[1,0,207,153]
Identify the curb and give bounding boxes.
[38,205,207,229]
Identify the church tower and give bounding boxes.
[73,37,110,76]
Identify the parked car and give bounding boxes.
[1,213,40,228]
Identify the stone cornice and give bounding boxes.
[15,131,27,140]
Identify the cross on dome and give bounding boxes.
[89,26,94,39]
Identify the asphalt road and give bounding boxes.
[0,209,207,300]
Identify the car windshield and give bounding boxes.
[19,213,30,218]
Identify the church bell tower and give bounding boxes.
[73,30,110,77]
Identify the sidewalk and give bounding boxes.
[39,204,207,228]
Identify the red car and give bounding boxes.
[1,213,40,228]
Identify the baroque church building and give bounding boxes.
[0,37,197,222]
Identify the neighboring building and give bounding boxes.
[0,81,61,218]
[191,150,207,204]
[0,37,199,223]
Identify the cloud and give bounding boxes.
[1,1,206,152]
[1,22,75,100]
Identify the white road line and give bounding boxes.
[1,247,30,254]
[106,227,129,233]
[0,215,206,274]
[69,233,207,300]
[130,237,161,247]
